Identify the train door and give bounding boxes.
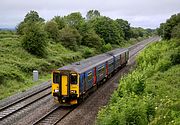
[83,73,86,92]
[94,67,97,85]
[61,75,68,96]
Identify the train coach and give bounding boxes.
[52,48,129,105]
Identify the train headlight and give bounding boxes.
[54,89,59,93]
[70,90,76,94]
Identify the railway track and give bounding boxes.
[0,83,51,124]
[32,106,75,125]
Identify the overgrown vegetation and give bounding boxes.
[157,13,180,40]
[96,39,180,125]
[0,10,153,100]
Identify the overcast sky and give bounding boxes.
[0,0,180,29]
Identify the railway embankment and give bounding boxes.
[96,39,180,125]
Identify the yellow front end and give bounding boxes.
[52,70,80,105]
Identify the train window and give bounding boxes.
[71,74,77,84]
[109,61,113,68]
[102,66,105,73]
[126,51,129,60]
[88,71,93,81]
[53,73,60,84]
[98,66,105,76]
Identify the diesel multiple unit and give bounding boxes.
[52,48,129,105]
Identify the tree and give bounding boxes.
[158,13,180,39]
[81,31,104,49]
[22,22,47,57]
[86,10,100,20]
[52,16,66,30]
[130,27,150,39]
[93,16,124,45]
[78,21,93,36]
[17,10,45,35]
[16,22,26,35]
[59,27,82,51]
[116,19,131,40]
[171,23,180,39]
[64,12,84,30]
[44,21,60,42]
[24,10,44,22]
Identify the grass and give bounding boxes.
[96,39,180,125]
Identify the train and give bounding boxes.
[52,48,129,105]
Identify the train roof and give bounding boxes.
[58,48,128,74]
[106,48,128,56]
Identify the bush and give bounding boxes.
[59,27,82,51]
[82,47,95,58]
[170,47,180,65]
[97,94,149,125]
[44,21,60,42]
[101,43,112,52]
[21,22,47,57]
[81,31,104,49]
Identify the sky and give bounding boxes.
[0,0,180,29]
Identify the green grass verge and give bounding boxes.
[96,39,180,125]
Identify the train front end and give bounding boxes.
[52,70,79,105]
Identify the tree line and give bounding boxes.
[17,10,154,57]
[157,13,180,40]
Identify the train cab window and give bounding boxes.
[71,74,77,84]
[53,73,60,84]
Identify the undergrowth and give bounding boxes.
[96,39,180,125]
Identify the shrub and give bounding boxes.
[82,47,95,58]
[170,47,180,65]
[81,31,104,49]
[59,27,82,51]
[44,21,60,42]
[21,22,47,57]
[101,43,112,52]
[97,94,149,125]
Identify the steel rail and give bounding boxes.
[0,86,51,120]
[32,106,75,125]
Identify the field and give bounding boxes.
[96,39,180,125]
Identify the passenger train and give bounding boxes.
[52,48,129,105]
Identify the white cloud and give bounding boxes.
[0,0,180,28]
